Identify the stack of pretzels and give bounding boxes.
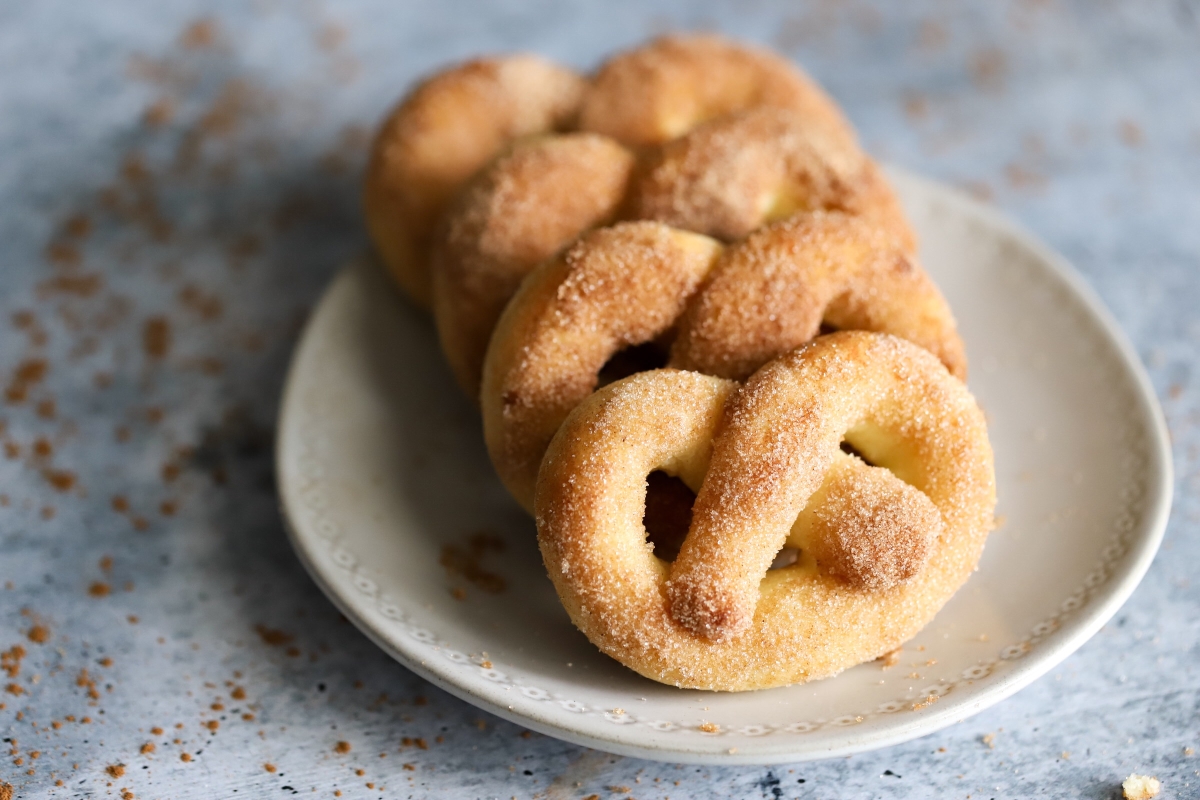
[364,35,996,692]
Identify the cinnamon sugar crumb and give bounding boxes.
[140,743,155,755]
[334,741,351,754]
[1122,774,1160,799]
[105,764,126,778]
[263,763,276,773]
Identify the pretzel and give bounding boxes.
[670,212,965,381]
[481,215,963,510]
[431,133,635,397]
[579,34,855,149]
[363,56,585,307]
[535,333,995,690]
[627,107,915,251]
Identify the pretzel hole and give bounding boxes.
[597,340,671,387]
[642,470,694,562]
[839,439,875,466]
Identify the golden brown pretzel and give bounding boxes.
[363,56,585,307]
[535,333,995,690]
[481,215,963,509]
[579,34,856,149]
[431,133,635,398]
[670,212,965,381]
[627,107,915,250]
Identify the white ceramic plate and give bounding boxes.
[276,168,1171,765]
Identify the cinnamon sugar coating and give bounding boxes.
[481,222,723,510]
[363,56,585,307]
[432,133,635,397]
[536,334,995,690]
[579,34,856,149]
[629,108,914,250]
[671,212,966,381]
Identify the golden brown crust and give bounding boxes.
[431,133,635,398]
[535,333,995,690]
[628,108,915,249]
[788,454,943,591]
[363,56,585,307]
[481,222,723,510]
[579,34,856,148]
[669,212,966,381]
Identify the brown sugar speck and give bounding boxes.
[254,624,294,647]
[140,743,155,755]
[160,500,178,516]
[26,625,50,645]
[99,656,113,667]
[211,702,224,711]
[0,782,11,800]
[264,762,276,773]
[6,359,48,404]
[88,582,111,598]
[440,532,507,594]
[180,752,192,762]
[2,442,18,459]
[143,98,175,128]
[354,769,365,777]
[150,726,163,736]
[334,741,351,754]
[1118,120,1144,148]
[32,437,52,458]
[35,399,55,420]
[111,496,129,513]
[42,468,76,492]
[230,686,246,700]
[179,18,218,49]
[132,516,150,532]
[142,317,172,360]
[105,764,126,779]
[4,683,24,696]
[878,647,902,668]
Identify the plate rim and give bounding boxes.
[275,166,1173,765]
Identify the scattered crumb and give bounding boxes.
[1061,751,1070,760]
[264,763,276,773]
[982,733,995,749]
[879,647,902,668]
[105,764,126,778]
[334,741,351,754]
[26,624,50,644]
[180,753,192,762]
[698,722,719,734]
[88,582,111,598]
[1184,747,1194,756]
[140,743,155,755]
[1122,774,1160,799]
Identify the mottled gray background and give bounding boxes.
[0,1,1197,798]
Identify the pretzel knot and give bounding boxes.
[535,332,995,691]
